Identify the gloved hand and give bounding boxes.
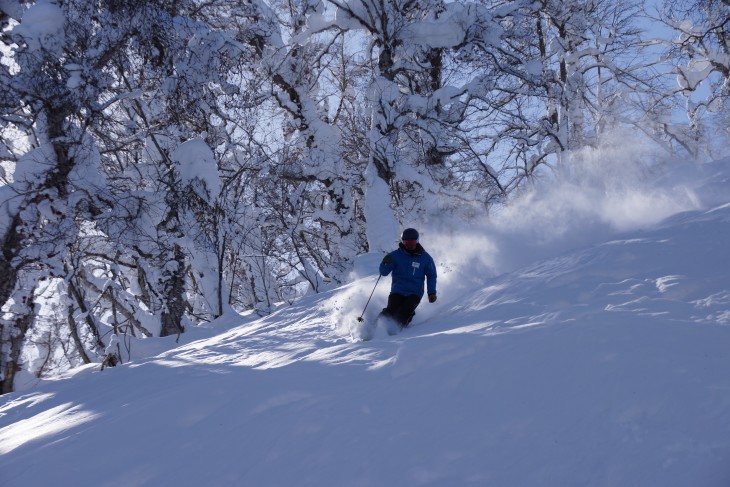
[382,254,392,265]
[428,294,437,303]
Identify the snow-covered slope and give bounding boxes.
[2,165,730,486]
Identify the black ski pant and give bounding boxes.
[381,293,421,327]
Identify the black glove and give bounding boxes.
[428,294,437,303]
[382,254,392,265]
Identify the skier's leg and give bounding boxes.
[377,294,404,332]
[394,295,421,327]
[382,293,404,317]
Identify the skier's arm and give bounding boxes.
[380,252,395,276]
[426,258,437,295]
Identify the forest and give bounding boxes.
[1,0,728,394]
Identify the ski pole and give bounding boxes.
[357,274,382,322]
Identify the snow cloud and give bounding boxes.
[420,131,714,303]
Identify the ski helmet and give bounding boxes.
[401,228,419,241]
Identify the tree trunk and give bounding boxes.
[0,214,23,310]
[160,244,186,337]
[365,38,400,252]
[1,293,35,395]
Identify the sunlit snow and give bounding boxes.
[1,156,729,486]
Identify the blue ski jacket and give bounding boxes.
[379,243,437,298]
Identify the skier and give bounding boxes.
[378,228,437,328]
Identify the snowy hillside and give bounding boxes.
[1,161,730,486]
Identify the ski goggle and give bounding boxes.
[402,239,418,247]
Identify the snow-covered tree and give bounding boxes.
[486,0,651,177]
[0,0,119,392]
[306,0,511,247]
[658,0,730,157]
[0,0,245,389]
[1,0,718,394]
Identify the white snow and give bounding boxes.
[677,59,716,91]
[524,58,543,77]
[0,0,22,20]
[1,155,730,485]
[171,138,221,199]
[0,144,56,236]
[401,19,466,49]
[12,0,65,54]
[363,159,399,253]
[9,143,54,185]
